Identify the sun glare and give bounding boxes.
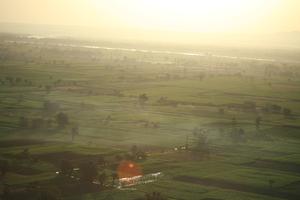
[91,0,281,33]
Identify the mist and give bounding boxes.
[0,1,300,200]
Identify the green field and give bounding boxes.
[0,34,300,200]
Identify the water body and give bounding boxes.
[7,37,276,62]
[63,44,276,62]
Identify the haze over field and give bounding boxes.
[1,0,300,47]
[1,1,300,200]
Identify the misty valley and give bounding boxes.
[0,33,300,200]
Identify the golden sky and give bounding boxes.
[0,0,299,33]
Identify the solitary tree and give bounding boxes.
[71,125,79,141]
[19,116,29,128]
[283,108,292,118]
[231,117,237,127]
[56,112,69,128]
[269,179,275,189]
[139,94,148,105]
[231,128,246,143]
[256,116,262,130]
[218,108,225,115]
[45,85,52,94]
[193,133,210,156]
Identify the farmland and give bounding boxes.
[0,34,300,200]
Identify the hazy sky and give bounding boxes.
[0,0,299,34]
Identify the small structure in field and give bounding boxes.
[117,172,163,188]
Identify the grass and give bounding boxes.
[0,35,300,199]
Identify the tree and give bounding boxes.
[19,148,31,160]
[151,122,159,128]
[71,125,79,141]
[192,132,210,156]
[43,101,60,112]
[19,116,29,128]
[97,156,106,167]
[283,108,291,118]
[231,128,246,143]
[139,94,148,105]
[255,116,262,130]
[157,96,167,105]
[17,94,24,103]
[60,160,73,176]
[103,115,112,125]
[231,117,237,127]
[218,108,225,115]
[243,101,256,111]
[115,154,123,163]
[31,118,45,129]
[144,192,167,200]
[45,85,52,94]
[111,172,118,186]
[79,162,98,183]
[136,151,147,161]
[5,76,14,85]
[0,160,9,177]
[98,172,108,187]
[2,184,11,199]
[46,119,53,128]
[268,104,281,113]
[131,145,138,156]
[56,112,69,128]
[192,127,200,137]
[15,77,22,84]
[199,73,205,81]
[37,189,59,200]
[197,134,208,148]
[269,179,275,189]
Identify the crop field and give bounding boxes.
[0,34,300,200]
